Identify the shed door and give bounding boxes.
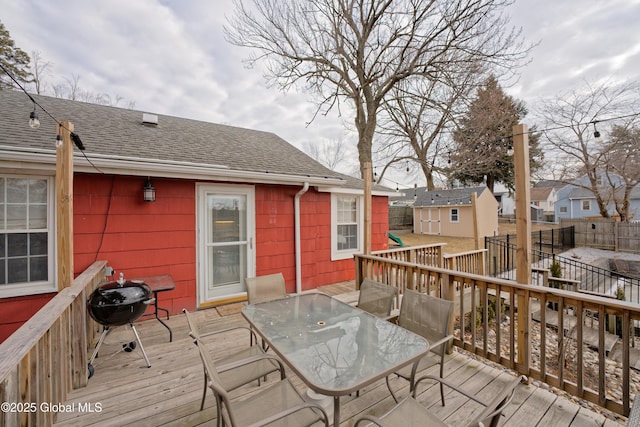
[197,184,255,305]
[421,208,440,235]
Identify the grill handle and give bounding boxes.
[144,298,156,305]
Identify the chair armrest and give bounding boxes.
[354,415,390,427]
[253,401,329,427]
[428,334,454,352]
[413,374,489,405]
[200,325,259,343]
[217,353,286,379]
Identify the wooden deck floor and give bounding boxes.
[54,283,626,427]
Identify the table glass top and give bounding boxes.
[242,293,429,394]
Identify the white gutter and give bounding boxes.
[294,182,309,294]
[0,147,345,187]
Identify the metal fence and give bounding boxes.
[485,226,640,304]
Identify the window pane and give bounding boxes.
[0,260,4,285]
[338,224,357,250]
[30,256,48,281]
[7,205,27,229]
[0,177,4,203]
[29,180,47,203]
[30,233,47,255]
[8,257,27,283]
[8,233,27,256]
[29,205,47,229]
[6,179,27,203]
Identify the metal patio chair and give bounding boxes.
[356,278,398,320]
[355,374,526,427]
[188,324,329,427]
[386,289,454,405]
[183,309,284,412]
[245,272,287,304]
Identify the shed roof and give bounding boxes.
[414,186,487,207]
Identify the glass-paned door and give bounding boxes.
[197,184,255,304]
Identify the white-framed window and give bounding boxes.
[331,193,363,260]
[0,175,56,298]
[581,200,591,211]
[559,206,568,214]
[450,208,459,223]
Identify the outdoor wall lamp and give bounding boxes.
[143,178,156,202]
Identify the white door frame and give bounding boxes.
[196,183,255,306]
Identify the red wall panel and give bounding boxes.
[1,175,390,342]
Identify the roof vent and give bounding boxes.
[142,113,158,127]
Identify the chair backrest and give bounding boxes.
[245,273,287,304]
[183,309,239,424]
[357,278,397,318]
[398,289,453,356]
[468,375,526,427]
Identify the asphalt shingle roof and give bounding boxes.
[414,186,486,207]
[0,89,358,185]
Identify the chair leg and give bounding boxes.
[385,376,399,403]
[439,354,446,406]
[201,371,207,410]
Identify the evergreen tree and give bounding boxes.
[0,21,32,90]
[450,75,541,192]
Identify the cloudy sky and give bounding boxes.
[2,0,639,187]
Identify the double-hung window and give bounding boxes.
[0,176,55,297]
[331,194,363,260]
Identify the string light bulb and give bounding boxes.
[593,122,602,142]
[29,105,40,129]
[56,134,63,148]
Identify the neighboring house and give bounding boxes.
[493,183,515,217]
[530,186,557,222]
[0,90,394,341]
[412,186,498,238]
[555,174,640,220]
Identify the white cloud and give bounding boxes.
[1,0,638,188]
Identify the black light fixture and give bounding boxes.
[143,178,156,202]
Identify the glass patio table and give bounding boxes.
[241,292,430,427]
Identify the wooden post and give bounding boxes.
[471,191,480,250]
[363,161,372,254]
[513,123,531,369]
[56,121,74,290]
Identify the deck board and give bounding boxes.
[53,284,625,427]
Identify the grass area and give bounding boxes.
[390,222,557,255]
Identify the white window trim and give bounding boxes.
[330,193,364,261]
[450,208,459,223]
[0,175,56,298]
[581,200,591,211]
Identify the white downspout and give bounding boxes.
[294,182,309,294]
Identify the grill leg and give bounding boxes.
[89,327,111,366]
[130,323,151,368]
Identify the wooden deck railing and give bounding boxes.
[372,243,445,267]
[355,253,640,417]
[443,249,487,275]
[0,261,107,427]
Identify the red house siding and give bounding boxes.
[0,174,389,342]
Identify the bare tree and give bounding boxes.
[225,0,529,251]
[537,79,640,219]
[375,66,480,190]
[304,138,348,171]
[29,50,51,95]
[602,125,640,221]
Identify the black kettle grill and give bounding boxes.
[87,274,154,378]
